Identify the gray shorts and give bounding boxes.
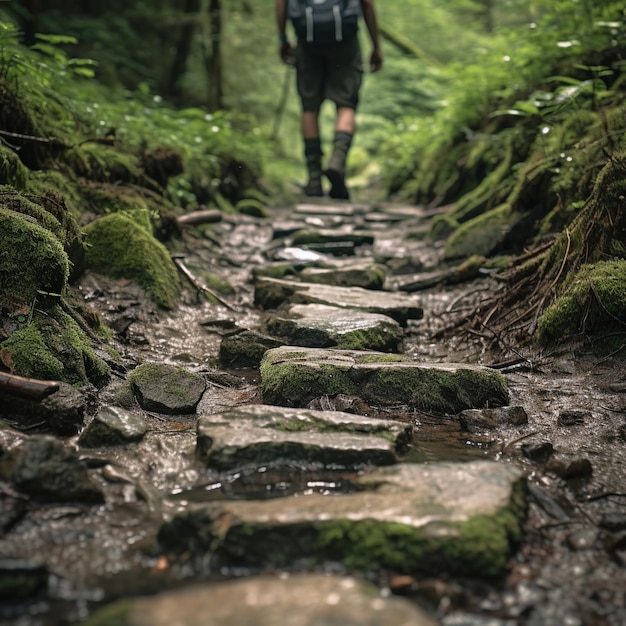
[295,35,363,111]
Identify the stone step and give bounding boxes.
[158,460,526,578]
[82,574,438,626]
[196,404,412,471]
[254,277,423,325]
[260,346,509,414]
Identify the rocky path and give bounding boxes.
[1,198,625,625]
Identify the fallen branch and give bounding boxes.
[0,371,60,400]
[172,256,236,311]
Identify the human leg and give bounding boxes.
[323,37,362,200]
[302,110,323,196]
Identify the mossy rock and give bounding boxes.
[429,213,459,240]
[236,198,269,218]
[0,207,69,302]
[0,145,28,189]
[537,259,626,344]
[443,204,517,260]
[83,212,181,309]
[0,306,110,387]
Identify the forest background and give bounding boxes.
[1,0,625,354]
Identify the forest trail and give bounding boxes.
[2,196,626,626]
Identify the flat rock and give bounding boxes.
[291,228,374,247]
[196,404,412,470]
[459,406,528,432]
[299,261,386,289]
[0,435,103,502]
[128,362,206,414]
[261,346,509,414]
[219,330,284,368]
[294,203,359,216]
[266,303,404,351]
[158,460,526,577]
[78,405,148,447]
[254,277,423,325]
[82,574,438,626]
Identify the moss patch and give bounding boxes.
[84,212,181,308]
[537,259,626,344]
[0,207,69,302]
[0,306,110,387]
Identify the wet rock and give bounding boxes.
[598,513,626,532]
[460,406,528,432]
[82,574,438,626]
[261,346,509,414]
[527,484,569,521]
[78,405,148,447]
[567,525,599,550]
[0,435,103,502]
[266,303,404,352]
[291,228,374,248]
[0,558,48,600]
[299,262,386,289]
[545,453,593,480]
[521,441,554,464]
[158,461,526,578]
[557,409,588,426]
[254,277,423,324]
[272,246,329,264]
[0,381,86,435]
[295,202,359,217]
[218,330,284,369]
[196,404,412,470]
[128,362,205,414]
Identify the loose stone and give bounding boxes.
[460,406,528,432]
[128,362,206,414]
[78,405,148,447]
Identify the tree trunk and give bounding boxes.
[203,0,223,111]
[166,0,202,101]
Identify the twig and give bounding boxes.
[172,256,237,311]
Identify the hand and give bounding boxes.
[369,47,382,73]
[280,41,295,65]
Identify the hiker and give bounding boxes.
[276,0,382,200]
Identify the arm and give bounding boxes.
[360,0,382,72]
[276,0,294,64]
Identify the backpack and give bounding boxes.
[287,0,362,44]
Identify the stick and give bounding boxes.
[0,372,60,400]
[172,256,236,311]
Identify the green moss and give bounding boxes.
[429,213,459,240]
[355,353,405,364]
[253,264,297,279]
[0,307,110,386]
[0,207,70,301]
[79,599,133,626]
[84,212,181,308]
[260,361,355,406]
[446,203,520,261]
[203,272,235,296]
[314,479,526,577]
[537,260,626,344]
[0,145,28,189]
[236,198,269,217]
[113,382,137,409]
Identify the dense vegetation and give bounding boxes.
[0,0,625,380]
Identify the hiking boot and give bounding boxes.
[325,131,353,201]
[324,164,350,200]
[303,178,324,197]
[303,137,324,197]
